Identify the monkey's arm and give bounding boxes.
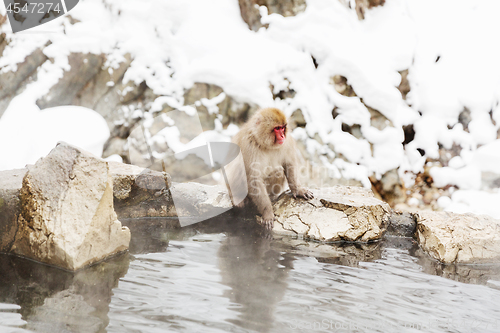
[248,176,275,230]
[284,161,314,200]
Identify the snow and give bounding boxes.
[1,0,500,218]
[440,190,500,219]
[105,154,123,163]
[0,97,109,170]
[473,140,500,174]
[430,165,481,191]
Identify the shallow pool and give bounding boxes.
[1,217,500,332]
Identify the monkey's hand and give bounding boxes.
[259,210,275,231]
[292,187,314,200]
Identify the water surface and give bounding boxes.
[1,216,500,332]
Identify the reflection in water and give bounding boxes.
[218,228,291,332]
[0,253,129,332]
[412,245,500,285]
[1,213,500,332]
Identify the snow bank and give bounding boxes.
[0,97,109,170]
[1,0,499,217]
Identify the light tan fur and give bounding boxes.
[229,107,313,229]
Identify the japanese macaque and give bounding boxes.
[228,107,313,230]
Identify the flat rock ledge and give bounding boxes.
[109,162,232,225]
[416,211,500,264]
[271,187,391,242]
[8,143,131,271]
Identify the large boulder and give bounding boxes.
[271,186,391,242]
[416,211,500,264]
[0,168,26,252]
[10,142,130,271]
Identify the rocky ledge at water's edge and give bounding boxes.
[416,211,500,264]
[1,142,500,268]
[270,187,391,242]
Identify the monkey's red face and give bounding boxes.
[273,125,286,145]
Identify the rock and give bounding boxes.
[387,211,417,237]
[271,79,296,100]
[370,168,407,206]
[271,186,391,242]
[0,47,48,117]
[416,211,500,264]
[17,49,154,159]
[102,137,127,160]
[125,85,257,176]
[338,0,385,20]
[402,124,415,145]
[0,15,6,29]
[10,142,131,271]
[238,0,307,31]
[458,107,472,132]
[398,69,410,100]
[170,183,233,227]
[93,74,148,130]
[0,168,26,253]
[289,109,307,129]
[109,161,176,219]
[366,104,393,130]
[330,75,393,131]
[183,82,258,129]
[341,123,363,139]
[109,161,232,225]
[184,82,229,131]
[108,161,165,200]
[37,53,106,109]
[331,75,357,97]
[73,53,133,112]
